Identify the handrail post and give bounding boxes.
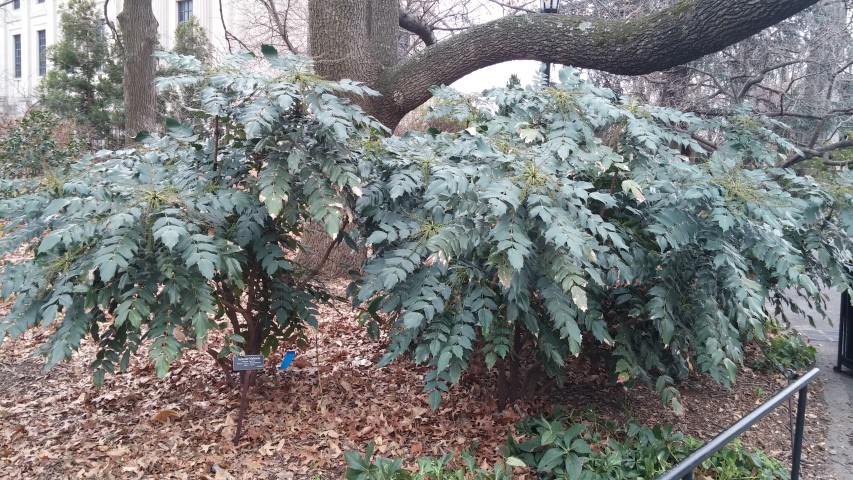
[791,385,809,480]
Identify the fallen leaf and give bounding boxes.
[245,426,264,441]
[292,357,311,368]
[106,446,129,457]
[172,326,187,342]
[328,441,342,457]
[151,409,181,422]
[339,379,352,394]
[212,463,234,480]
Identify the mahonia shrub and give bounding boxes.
[0,49,383,384]
[354,69,853,409]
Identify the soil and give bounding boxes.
[0,279,835,479]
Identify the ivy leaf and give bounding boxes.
[155,356,170,378]
[517,127,543,144]
[100,259,118,283]
[507,249,524,270]
[659,317,675,345]
[157,227,182,250]
[402,312,424,329]
[437,350,452,372]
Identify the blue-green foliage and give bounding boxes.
[507,414,788,479]
[355,68,853,408]
[0,49,383,384]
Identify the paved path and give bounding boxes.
[785,288,853,479]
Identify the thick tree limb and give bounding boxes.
[379,0,821,125]
[781,140,853,168]
[118,0,159,141]
[399,9,437,46]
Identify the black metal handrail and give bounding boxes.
[657,367,820,480]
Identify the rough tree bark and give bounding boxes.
[308,0,399,120]
[118,0,159,140]
[308,0,821,128]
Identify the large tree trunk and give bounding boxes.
[308,0,819,129]
[308,0,399,126]
[118,0,159,141]
[302,0,398,276]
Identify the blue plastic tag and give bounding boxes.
[279,350,297,370]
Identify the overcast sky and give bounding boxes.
[450,60,546,93]
[446,1,548,93]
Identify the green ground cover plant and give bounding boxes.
[345,411,787,479]
[758,330,817,373]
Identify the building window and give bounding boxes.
[177,0,192,23]
[38,30,46,76]
[37,0,45,3]
[13,0,20,9]
[13,35,22,78]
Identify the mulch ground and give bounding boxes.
[0,278,835,479]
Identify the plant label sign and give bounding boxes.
[233,355,264,371]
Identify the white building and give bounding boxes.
[1,0,236,114]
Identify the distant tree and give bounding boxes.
[37,0,123,146]
[158,17,214,123]
[173,16,213,64]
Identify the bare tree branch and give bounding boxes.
[782,139,853,167]
[258,0,299,53]
[399,9,437,46]
[219,0,251,53]
[487,0,535,14]
[736,60,803,101]
[103,0,123,51]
